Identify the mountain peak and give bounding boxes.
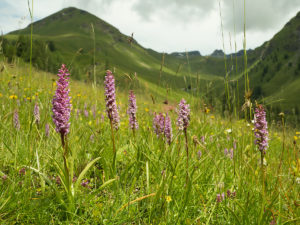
[210,49,224,57]
[12,6,124,39]
[59,7,91,16]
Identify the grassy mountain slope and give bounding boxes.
[244,12,300,111]
[5,7,232,99]
[4,7,300,115]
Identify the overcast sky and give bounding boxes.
[1,0,299,55]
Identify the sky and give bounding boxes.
[1,0,299,55]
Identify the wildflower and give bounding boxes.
[205,107,210,113]
[232,191,236,198]
[210,115,215,119]
[72,176,77,183]
[197,150,202,159]
[165,196,172,203]
[19,167,26,175]
[9,94,17,100]
[153,113,164,137]
[164,113,172,145]
[254,105,269,154]
[233,140,237,150]
[81,179,90,188]
[0,93,2,98]
[45,123,50,137]
[176,98,190,131]
[34,103,40,125]
[229,148,234,160]
[127,90,138,130]
[13,110,20,130]
[227,190,236,198]
[84,103,89,118]
[227,190,231,198]
[2,174,8,181]
[92,105,96,119]
[294,136,298,141]
[296,131,300,135]
[104,70,119,130]
[225,128,232,134]
[201,136,205,144]
[224,148,228,156]
[76,108,81,120]
[216,193,225,202]
[52,64,71,136]
[55,176,61,185]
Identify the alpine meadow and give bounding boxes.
[0,1,300,224]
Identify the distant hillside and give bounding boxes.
[170,51,201,57]
[244,11,300,112]
[3,7,300,115]
[5,7,248,88]
[210,49,225,57]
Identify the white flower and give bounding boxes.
[225,129,232,134]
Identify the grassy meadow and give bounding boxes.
[0,60,299,224]
[1,3,300,225]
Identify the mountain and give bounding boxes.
[244,11,300,111]
[3,7,300,115]
[210,49,225,57]
[5,7,245,94]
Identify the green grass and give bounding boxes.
[0,61,299,224]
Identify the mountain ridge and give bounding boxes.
[3,7,300,114]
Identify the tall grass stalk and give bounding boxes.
[184,128,189,184]
[232,0,240,120]
[243,0,251,121]
[27,0,33,87]
[219,1,231,119]
[159,53,165,87]
[91,23,97,109]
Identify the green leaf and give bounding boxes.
[224,205,241,225]
[27,166,63,205]
[74,157,101,192]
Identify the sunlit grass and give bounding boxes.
[0,61,299,224]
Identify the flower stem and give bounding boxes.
[110,120,116,174]
[184,128,189,185]
[259,149,266,224]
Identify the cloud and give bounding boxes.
[222,0,300,33]
[130,0,300,33]
[132,0,216,22]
